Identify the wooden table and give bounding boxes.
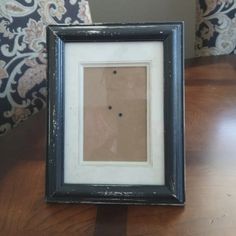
[1,55,236,236]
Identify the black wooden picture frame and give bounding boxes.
[46,23,185,205]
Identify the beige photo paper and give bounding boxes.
[83,66,147,162]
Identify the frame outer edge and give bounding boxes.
[45,23,185,205]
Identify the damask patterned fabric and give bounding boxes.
[196,0,236,56]
[0,0,92,135]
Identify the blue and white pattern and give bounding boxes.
[0,0,92,135]
[196,0,236,56]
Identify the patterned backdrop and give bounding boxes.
[0,0,92,135]
[196,0,236,56]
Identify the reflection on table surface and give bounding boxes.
[0,55,236,235]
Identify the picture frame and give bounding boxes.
[46,23,185,205]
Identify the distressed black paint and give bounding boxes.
[46,23,185,205]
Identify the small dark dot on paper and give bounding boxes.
[108,106,112,110]
[113,70,117,74]
[118,113,123,117]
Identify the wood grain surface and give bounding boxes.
[1,55,236,235]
